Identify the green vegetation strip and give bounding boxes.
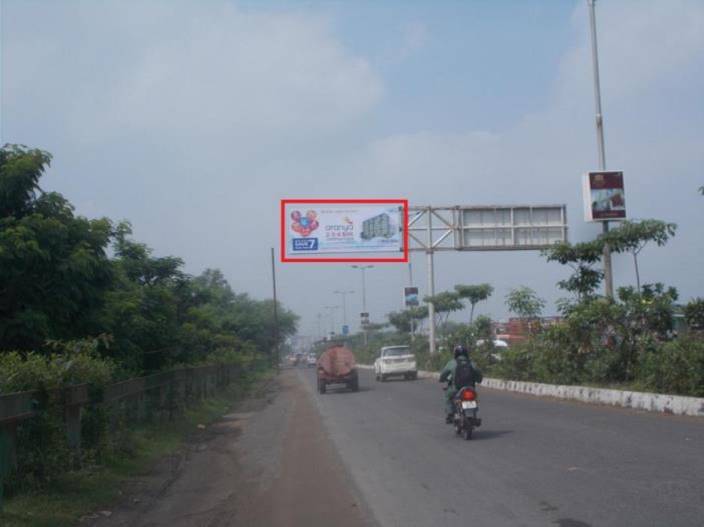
[0,371,270,527]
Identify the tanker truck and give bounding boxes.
[316,344,359,394]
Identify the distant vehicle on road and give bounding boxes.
[317,345,358,393]
[306,353,317,367]
[374,345,417,381]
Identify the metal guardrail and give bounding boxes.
[0,361,255,510]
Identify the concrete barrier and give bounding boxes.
[358,365,704,417]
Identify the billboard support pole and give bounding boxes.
[426,208,437,354]
[408,259,414,341]
[588,0,614,299]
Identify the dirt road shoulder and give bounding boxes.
[89,369,374,527]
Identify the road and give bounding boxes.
[303,367,704,527]
[92,368,704,527]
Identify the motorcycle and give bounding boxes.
[448,385,482,440]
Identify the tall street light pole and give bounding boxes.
[351,265,373,344]
[333,290,354,330]
[324,305,339,336]
[587,0,614,299]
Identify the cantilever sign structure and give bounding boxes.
[406,204,568,355]
[407,205,568,252]
[280,200,568,354]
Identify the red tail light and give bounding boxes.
[461,389,476,401]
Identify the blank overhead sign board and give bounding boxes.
[408,205,568,252]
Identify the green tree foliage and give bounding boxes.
[505,286,545,320]
[0,145,114,350]
[544,219,677,300]
[424,291,463,347]
[684,298,704,330]
[387,306,428,334]
[454,283,493,323]
[0,144,298,378]
[543,240,604,301]
[602,219,677,292]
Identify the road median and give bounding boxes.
[358,365,704,417]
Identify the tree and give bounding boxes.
[1,144,114,350]
[601,220,677,293]
[454,283,494,323]
[543,240,604,301]
[505,286,545,320]
[424,291,463,328]
[684,298,704,330]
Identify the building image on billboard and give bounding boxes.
[360,212,395,240]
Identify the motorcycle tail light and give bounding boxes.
[461,389,476,401]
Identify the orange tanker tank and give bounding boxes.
[316,345,358,394]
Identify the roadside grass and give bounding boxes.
[0,370,272,527]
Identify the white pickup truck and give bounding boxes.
[374,345,417,381]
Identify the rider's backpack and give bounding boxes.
[453,360,478,390]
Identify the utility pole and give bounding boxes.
[324,305,339,336]
[270,248,280,373]
[408,258,415,341]
[351,265,373,344]
[587,0,614,299]
[333,290,354,331]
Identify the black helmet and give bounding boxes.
[453,345,469,359]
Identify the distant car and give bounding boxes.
[306,354,317,367]
[374,345,417,381]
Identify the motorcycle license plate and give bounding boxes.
[461,401,477,409]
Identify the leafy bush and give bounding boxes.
[0,338,115,394]
[639,337,704,397]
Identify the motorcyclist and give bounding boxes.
[439,345,482,424]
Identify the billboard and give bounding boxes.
[281,199,408,262]
[583,171,626,221]
[404,287,419,307]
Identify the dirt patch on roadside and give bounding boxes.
[85,371,374,527]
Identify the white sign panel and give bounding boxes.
[284,203,403,256]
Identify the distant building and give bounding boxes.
[493,316,564,345]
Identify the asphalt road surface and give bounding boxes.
[91,368,704,527]
[303,367,704,527]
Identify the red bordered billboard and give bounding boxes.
[280,199,408,263]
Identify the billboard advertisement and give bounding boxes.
[404,287,419,307]
[281,199,408,262]
[583,171,626,221]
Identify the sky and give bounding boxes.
[2,0,703,339]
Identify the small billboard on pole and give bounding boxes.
[404,287,419,307]
[583,171,626,221]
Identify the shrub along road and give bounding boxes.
[89,368,703,527]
